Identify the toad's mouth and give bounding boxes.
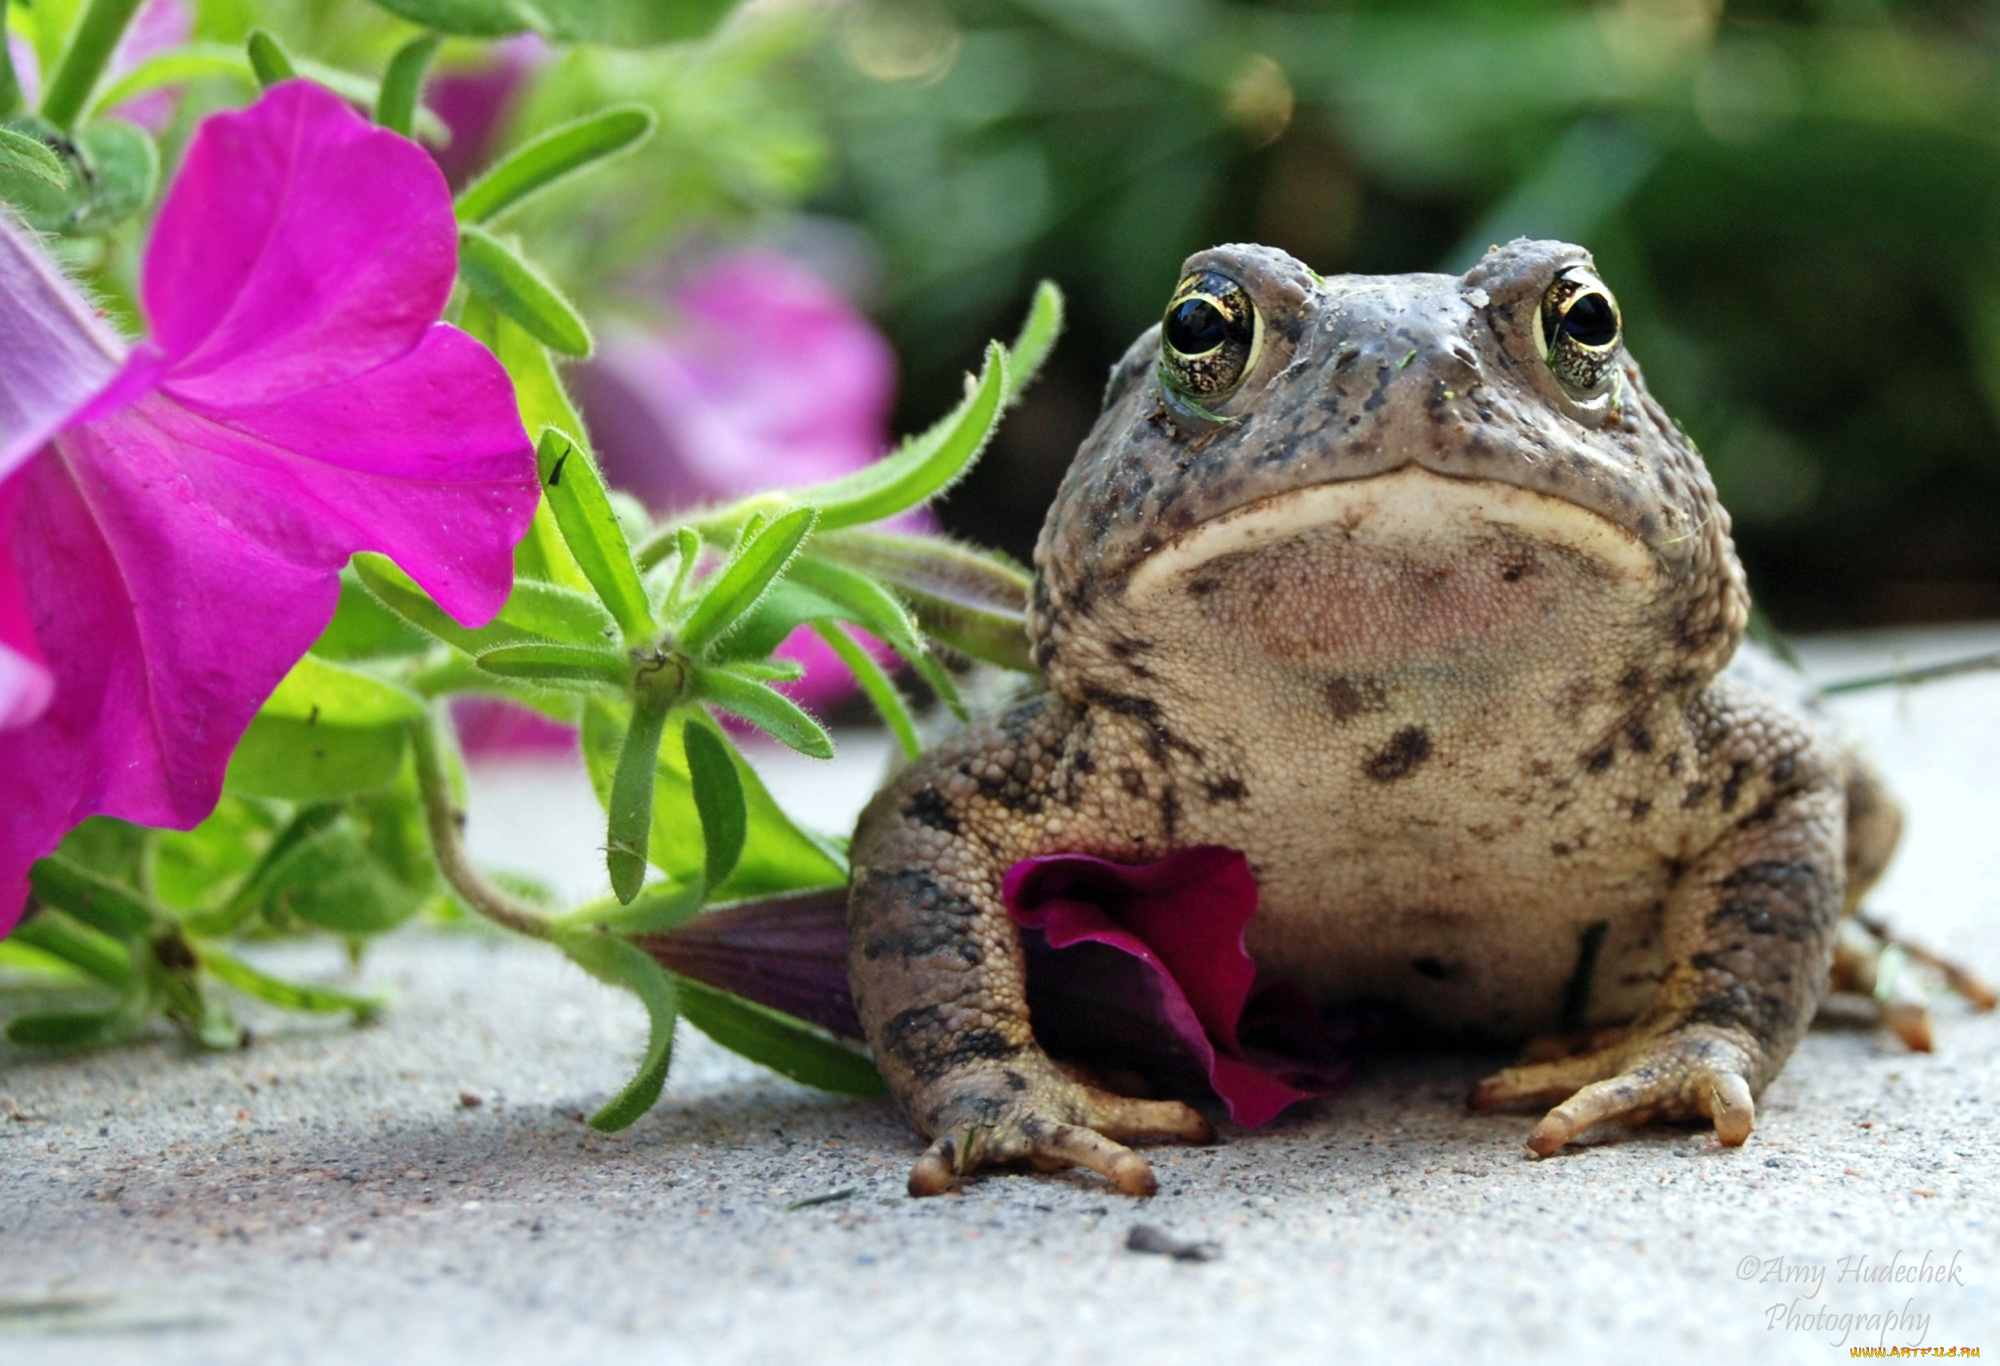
[1123,466,1659,669]
[1127,465,1653,595]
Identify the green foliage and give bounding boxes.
[455,105,657,224]
[362,0,739,47]
[458,225,595,357]
[676,976,883,1096]
[374,32,438,136]
[533,430,653,637]
[2,115,159,236]
[245,28,296,87]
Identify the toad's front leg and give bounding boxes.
[848,698,1211,1197]
[1472,742,1846,1155]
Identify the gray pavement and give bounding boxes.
[4,627,1999,1364]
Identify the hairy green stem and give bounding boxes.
[39,0,148,129]
[1819,649,2000,697]
[409,711,551,940]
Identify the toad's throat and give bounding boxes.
[1124,466,1659,671]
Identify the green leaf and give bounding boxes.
[687,666,833,759]
[151,798,281,916]
[607,687,675,904]
[6,1004,146,1050]
[786,553,962,717]
[226,656,422,802]
[789,342,1007,532]
[241,806,430,935]
[475,641,629,689]
[226,717,407,802]
[580,701,844,898]
[351,554,612,661]
[558,932,680,1132]
[244,29,294,88]
[38,0,149,129]
[495,579,618,647]
[457,224,593,357]
[571,880,706,936]
[675,977,884,1096]
[27,860,153,938]
[455,104,655,224]
[1003,280,1064,405]
[85,44,255,118]
[814,621,921,759]
[363,0,739,45]
[200,948,381,1022]
[535,429,654,638]
[374,32,439,137]
[0,127,65,188]
[676,506,818,656]
[257,654,427,727]
[812,530,1035,673]
[9,912,138,992]
[312,567,436,662]
[682,721,746,889]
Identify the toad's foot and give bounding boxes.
[906,1064,1213,1198]
[1469,1024,1758,1157]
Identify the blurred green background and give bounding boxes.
[188,0,2000,627]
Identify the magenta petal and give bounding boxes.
[1,84,538,931]
[161,324,535,626]
[1006,847,1347,1127]
[0,473,51,728]
[142,82,458,395]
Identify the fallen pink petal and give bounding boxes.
[0,81,539,932]
[648,846,1353,1127]
[1006,846,1354,1126]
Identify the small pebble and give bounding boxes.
[1126,1224,1219,1262]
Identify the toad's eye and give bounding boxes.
[1161,271,1261,402]
[1535,267,1622,396]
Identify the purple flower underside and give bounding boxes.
[0,82,540,932]
[647,847,1352,1128]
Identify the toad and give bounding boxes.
[846,239,1903,1196]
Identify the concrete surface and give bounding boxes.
[4,627,1999,1364]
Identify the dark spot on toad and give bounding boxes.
[1720,760,1753,812]
[901,786,960,836]
[1411,956,1449,981]
[1365,727,1431,782]
[1204,777,1246,803]
[1325,675,1387,724]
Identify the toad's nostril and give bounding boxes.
[1448,343,1481,373]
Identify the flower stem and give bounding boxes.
[39,0,147,130]
[1818,649,2000,696]
[409,710,552,941]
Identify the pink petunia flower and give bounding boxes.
[0,81,540,933]
[642,846,1353,1128]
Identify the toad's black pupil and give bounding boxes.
[1166,298,1228,355]
[1561,292,1618,348]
